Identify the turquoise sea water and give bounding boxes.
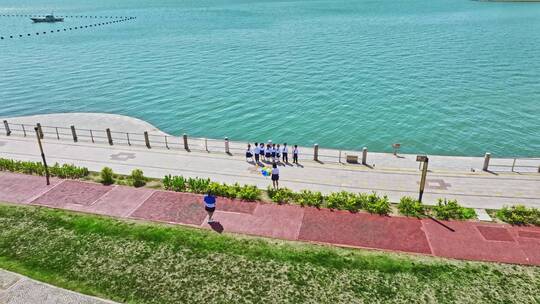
[1,0,539,157]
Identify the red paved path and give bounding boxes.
[1,172,539,266]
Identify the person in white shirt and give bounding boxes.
[260,143,266,162]
[282,143,288,163]
[254,142,260,163]
[276,144,281,163]
[293,145,299,164]
[271,162,279,189]
[246,144,254,162]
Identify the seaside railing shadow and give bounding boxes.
[2,120,540,172]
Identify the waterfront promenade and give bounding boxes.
[0,113,539,210]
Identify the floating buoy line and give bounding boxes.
[0,15,137,41]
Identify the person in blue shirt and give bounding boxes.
[204,192,217,223]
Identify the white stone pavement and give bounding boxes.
[0,113,539,210]
[0,268,118,304]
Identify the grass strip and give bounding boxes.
[0,203,538,304]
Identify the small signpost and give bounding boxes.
[416,155,429,203]
[35,127,50,185]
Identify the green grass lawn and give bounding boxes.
[0,203,538,304]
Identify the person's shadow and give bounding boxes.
[209,221,224,233]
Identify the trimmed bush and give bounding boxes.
[187,177,211,194]
[130,169,146,187]
[100,167,114,185]
[364,193,391,215]
[496,205,540,226]
[296,190,324,208]
[432,199,476,220]
[163,175,187,192]
[267,187,295,204]
[398,197,425,217]
[238,185,262,201]
[0,158,88,179]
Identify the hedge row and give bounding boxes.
[0,158,89,179]
[496,205,540,226]
[267,188,391,215]
[162,175,261,201]
[267,188,476,219]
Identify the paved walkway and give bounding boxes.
[1,172,539,266]
[0,134,539,210]
[0,268,118,304]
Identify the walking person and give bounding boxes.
[254,142,260,164]
[282,143,288,163]
[293,145,299,164]
[246,144,254,162]
[271,162,279,189]
[204,191,217,223]
[276,144,281,163]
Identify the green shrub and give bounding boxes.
[297,190,324,208]
[100,167,114,185]
[325,191,348,210]
[130,169,146,187]
[496,205,540,226]
[187,177,210,194]
[163,175,187,192]
[398,197,425,217]
[207,182,226,197]
[238,185,262,201]
[267,187,295,204]
[364,193,391,215]
[0,158,88,178]
[432,199,476,220]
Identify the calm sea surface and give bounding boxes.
[1,0,539,156]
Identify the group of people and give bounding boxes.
[245,141,299,165]
[245,141,300,189]
[204,142,301,224]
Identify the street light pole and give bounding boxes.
[416,155,429,203]
[35,126,50,185]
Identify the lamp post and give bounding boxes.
[416,155,429,203]
[35,126,50,185]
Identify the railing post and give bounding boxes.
[511,158,516,172]
[90,130,95,143]
[70,125,78,142]
[106,128,113,145]
[126,133,131,146]
[144,131,151,148]
[3,120,11,136]
[55,127,60,140]
[183,133,189,150]
[313,144,319,161]
[205,138,208,152]
[362,147,368,165]
[224,137,230,154]
[36,123,44,139]
[482,152,491,171]
[21,124,26,137]
[338,150,341,163]
[164,135,168,149]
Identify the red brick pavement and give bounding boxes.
[1,173,539,266]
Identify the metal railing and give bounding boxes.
[487,157,540,173]
[2,119,539,172]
